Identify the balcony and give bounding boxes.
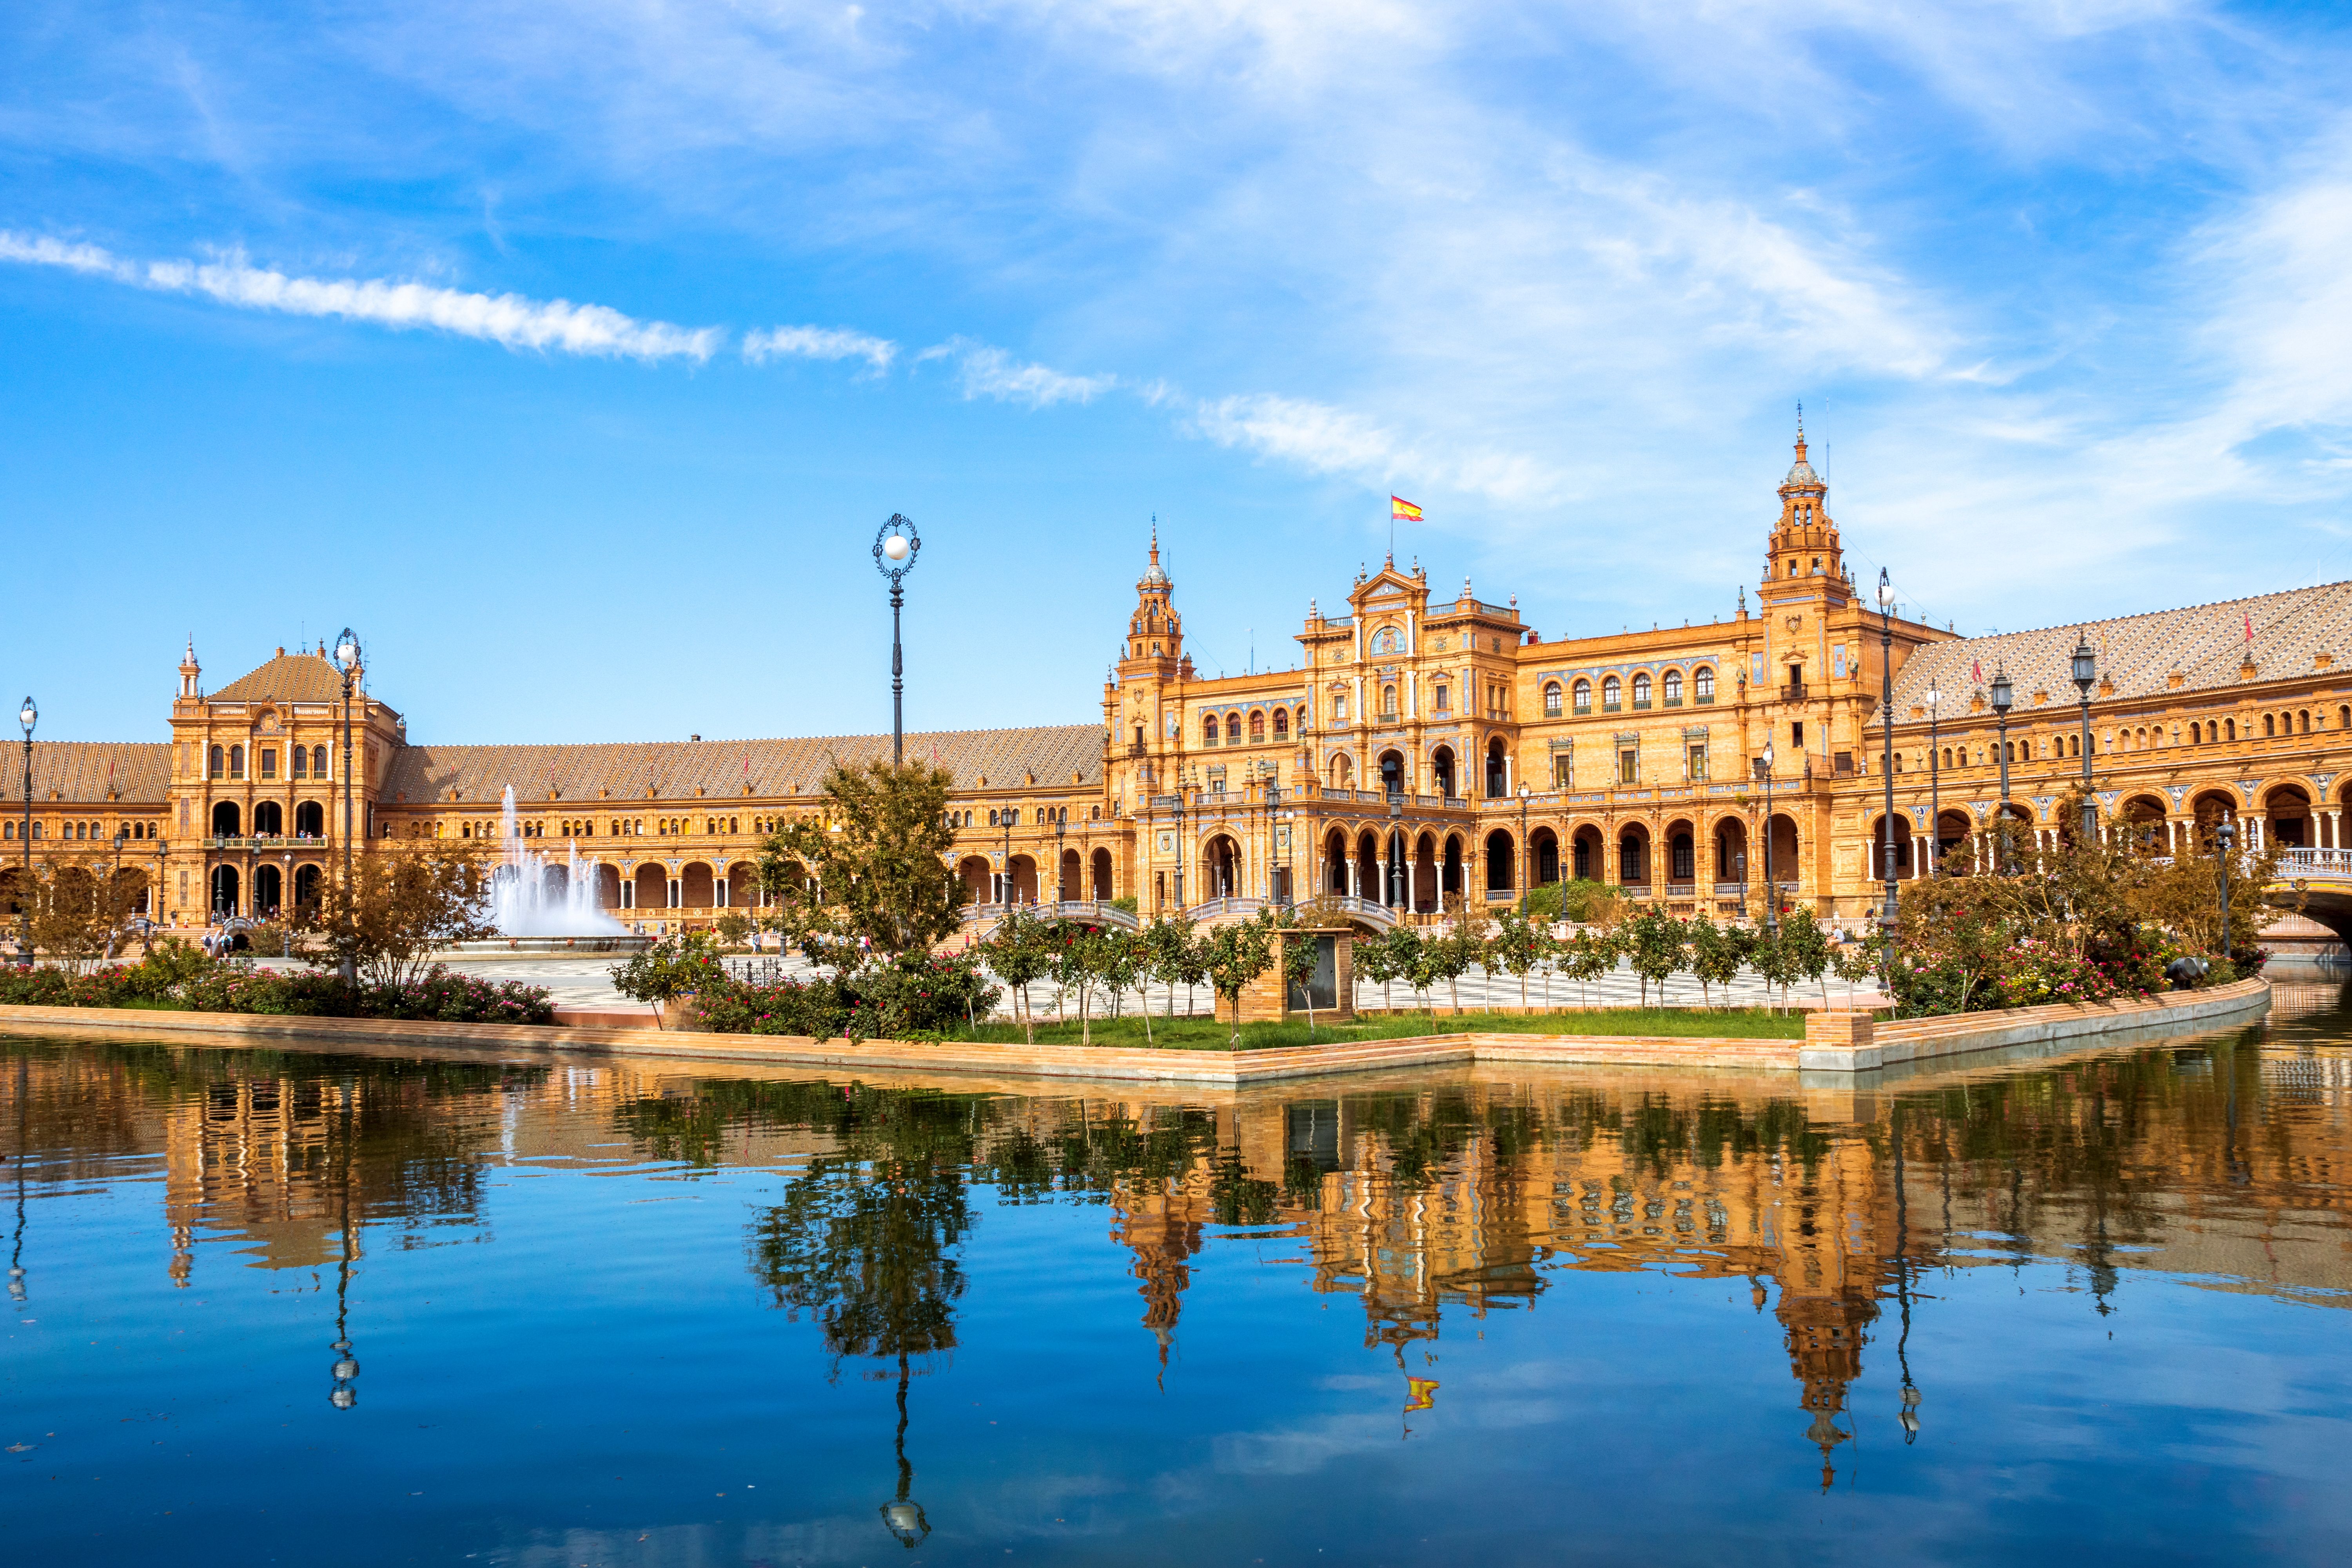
[1632,699,1651,711]
[1781,681,1808,702]
[1602,701,1622,713]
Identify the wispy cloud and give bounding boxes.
[741,323,897,371]
[924,338,1116,407]
[0,231,723,362]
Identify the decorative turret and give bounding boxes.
[1119,523,1183,679]
[178,639,201,699]
[1762,409,1851,608]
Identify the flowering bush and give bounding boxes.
[689,949,999,1042]
[0,947,553,1025]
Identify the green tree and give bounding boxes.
[1093,927,1150,1039]
[758,760,964,966]
[1561,927,1618,1009]
[1488,907,1545,1012]
[1142,913,1206,1019]
[1686,913,1742,1010]
[1357,924,1418,1013]
[980,906,1056,1044]
[1782,906,1835,1010]
[1274,913,1326,1040]
[1622,905,1688,1007]
[1199,911,1279,1046]
[303,839,497,989]
[1426,916,1486,1016]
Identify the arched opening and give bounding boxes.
[253,801,283,837]
[1323,829,1350,895]
[1357,831,1381,903]
[2121,795,2169,851]
[1007,854,1039,904]
[680,863,714,908]
[593,864,622,909]
[1248,710,1266,742]
[1532,827,1560,886]
[2265,784,2313,849]
[295,800,324,837]
[1443,834,1465,902]
[293,864,322,910]
[1201,835,1240,900]
[1935,808,1972,869]
[542,863,570,904]
[1413,831,1438,912]
[253,863,282,917]
[1329,753,1355,790]
[727,862,759,906]
[1763,814,1799,889]
[632,864,667,911]
[1091,847,1113,900]
[1059,847,1082,900]
[1378,750,1405,798]
[211,801,241,837]
[1485,829,1516,891]
[1664,819,1696,885]
[1573,824,1604,882]
[228,745,245,780]
[1486,738,1507,798]
[1712,818,1748,885]
[209,864,240,918]
[1616,824,1649,886]
[959,855,992,906]
[1430,746,1456,800]
[1867,815,1915,880]
[2190,791,2238,850]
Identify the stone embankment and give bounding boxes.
[0,979,2272,1083]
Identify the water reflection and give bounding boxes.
[3,993,2349,1533]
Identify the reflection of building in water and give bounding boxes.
[164,1075,347,1280]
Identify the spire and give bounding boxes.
[178,637,202,700]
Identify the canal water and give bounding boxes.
[4,994,2350,1565]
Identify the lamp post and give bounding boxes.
[1755,740,1777,936]
[334,630,361,987]
[281,849,294,956]
[16,696,33,968]
[1989,666,2013,874]
[999,806,1014,907]
[1924,684,1941,873]
[154,838,168,942]
[2071,630,2098,844]
[1875,568,1899,931]
[1518,783,1531,911]
[873,515,922,767]
[1053,811,1066,910]
[2216,818,2236,966]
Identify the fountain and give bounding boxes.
[445,787,652,956]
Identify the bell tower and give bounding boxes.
[1761,412,1851,610]
[1119,524,1183,680]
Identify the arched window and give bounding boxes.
[1203,713,1220,745]
[229,745,245,780]
[2300,709,2311,733]
[1572,679,1592,714]
[1373,627,1399,653]
[1694,666,1715,702]
[208,745,224,779]
[1272,708,1289,740]
[1543,682,1562,717]
[313,746,328,778]
[1381,685,1398,719]
[2264,714,2276,738]
[292,747,308,780]
[2226,719,2237,741]
[1663,670,1683,706]
[1631,673,1652,708]
[2190,722,2201,744]
[1601,676,1621,711]
[1249,710,1265,742]
[1226,711,1242,741]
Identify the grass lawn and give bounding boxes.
[946,1007,1805,1051]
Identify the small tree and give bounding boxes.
[1199,911,1279,1046]
[1095,928,1151,1042]
[1274,913,1325,1041]
[1622,905,1688,1007]
[1780,907,1835,1010]
[981,906,1056,1044]
[1487,907,1544,1013]
[1561,927,1617,1009]
[759,760,964,965]
[1747,921,1799,1014]
[1686,913,1742,1010]
[1427,915,1486,1016]
[1143,913,1206,1018]
[306,841,497,989]
[612,930,730,1026]
[1830,936,1880,1001]
[1357,924,1417,1013]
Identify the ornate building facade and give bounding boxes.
[13,429,2352,934]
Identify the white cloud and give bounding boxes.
[932,339,1116,407]
[0,230,723,362]
[741,323,898,371]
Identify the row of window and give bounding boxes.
[947,806,1090,828]
[1905,704,2352,772]
[203,744,332,782]
[1548,668,1716,717]
[1203,707,1301,746]
[2,819,159,842]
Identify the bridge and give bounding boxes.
[2272,849,2352,943]
[956,898,1141,938]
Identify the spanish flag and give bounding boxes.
[1390,495,1423,522]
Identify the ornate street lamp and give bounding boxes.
[1989,666,2013,875]
[16,696,33,968]
[874,515,922,767]
[1875,569,1899,933]
[1755,740,1777,936]
[1924,683,1941,873]
[1053,811,1067,910]
[334,630,361,987]
[2071,630,2098,844]
[1518,782,1532,911]
[2216,818,2236,965]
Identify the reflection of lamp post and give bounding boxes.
[334,630,362,987]
[328,1086,359,1410]
[873,515,922,767]
[16,696,33,967]
[8,1055,25,1306]
[878,1351,930,1548]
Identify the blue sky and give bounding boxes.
[6,1,2352,744]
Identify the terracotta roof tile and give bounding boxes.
[210,650,352,705]
[1874,580,2352,726]
[25,742,172,804]
[381,725,1104,806]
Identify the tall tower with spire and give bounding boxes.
[1761,410,1851,613]
[1119,524,1184,680]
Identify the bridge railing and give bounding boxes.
[2278,848,2352,877]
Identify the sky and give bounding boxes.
[6,1,2352,745]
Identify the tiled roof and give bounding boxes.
[381,725,1105,806]
[1875,580,2352,727]
[26,742,172,804]
[210,649,352,705]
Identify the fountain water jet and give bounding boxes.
[446,787,652,955]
